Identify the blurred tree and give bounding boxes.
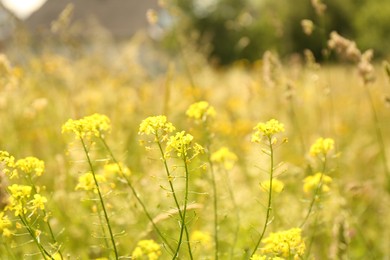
[171,0,388,65]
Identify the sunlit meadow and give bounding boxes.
[1,3,390,260]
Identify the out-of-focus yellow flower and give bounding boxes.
[309,137,334,158]
[301,19,314,35]
[210,147,238,170]
[252,119,285,143]
[62,113,111,139]
[132,239,162,260]
[146,9,158,25]
[303,172,332,194]
[103,162,131,178]
[75,172,106,193]
[0,211,12,236]
[0,150,16,177]
[250,254,266,260]
[260,179,284,193]
[186,101,216,121]
[261,228,305,258]
[191,230,212,249]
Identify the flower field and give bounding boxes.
[1,7,390,259]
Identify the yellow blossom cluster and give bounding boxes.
[139,115,175,137]
[210,147,238,170]
[309,137,334,158]
[6,184,47,217]
[15,157,45,177]
[62,113,111,139]
[186,101,216,121]
[165,131,204,160]
[261,228,306,259]
[303,172,332,194]
[252,119,285,143]
[1,151,45,179]
[0,211,12,237]
[131,239,162,260]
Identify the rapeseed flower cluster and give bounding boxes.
[186,101,216,121]
[15,157,45,177]
[210,147,238,170]
[138,115,175,140]
[309,137,335,158]
[252,119,285,143]
[62,113,111,139]
[261,228,305,259]
[303,172,332,194]
[0,211,12,237]
[165,131,204,160]
[131,239,162,260]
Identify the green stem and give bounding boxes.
[155,138,193,259]
[300,159,327,228]
[99,137,175,254]
[208,156,219,260]
[251,136,274,256]
[363,84,390,191]
[174,151,191,259]
[224,168,240,260]
[19,214,53,260]
[26,176,63,259]
[80,137,119,260]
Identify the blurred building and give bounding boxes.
[25,0,160,38]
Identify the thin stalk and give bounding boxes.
[300,159,327,228]
[174,151,191,259]
[251,136,275,256]
[19,215,53,260]
[80,137,119,260]
[155,138,193,259]
[223,169,240,260]
[26,176,63,259]
[207,157,219,260]
[99,137,175,254]
[362,84,390,191]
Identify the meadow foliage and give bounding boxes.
[1,1,390,259]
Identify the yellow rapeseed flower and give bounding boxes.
[250,255,266,260]
[15,156,45,177]
[75,172,106,193]
[252,119,285,143]
[132,239,162,260]
[261,228,305,258]
[303,172,332,194]
[186,101,216,121]
[29,194,48,212]
[6,184,32,216]
[103,162,131,178]
[191,230,212,249]
[138,115,175,136]
[210,147,238,170]
[0,150,17,178]
[0,211,12,236]
[309,137,334,158]
[165,131,203,160]
[260,179,284,193]
[62,113,111,139]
